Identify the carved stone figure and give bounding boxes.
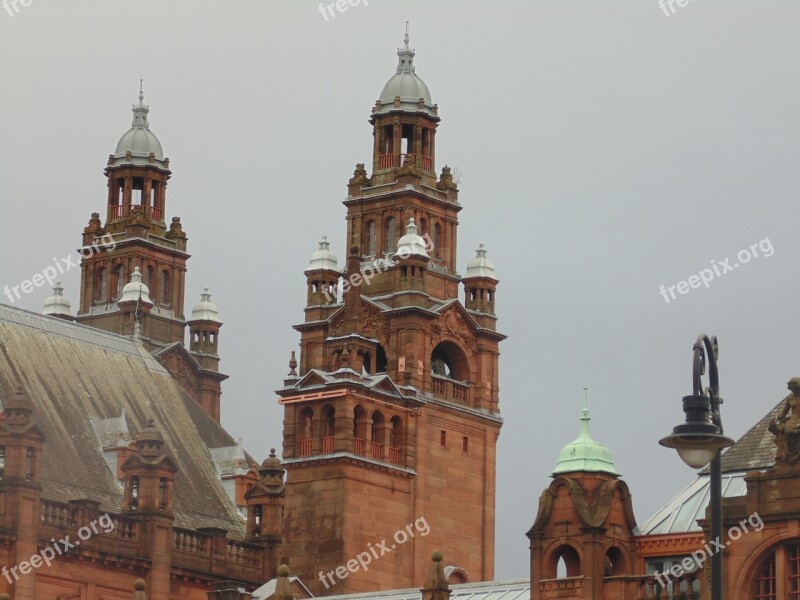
[769,377,800,466]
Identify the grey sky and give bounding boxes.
[2,0,799,581]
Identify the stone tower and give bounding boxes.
[278,32,505,595]
[527,405,638,600]
[75,81,188,348]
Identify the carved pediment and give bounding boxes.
[154,344,200,396]
[436,304,479,353]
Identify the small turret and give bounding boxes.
[305,235,340,306]
[43,282,74,321]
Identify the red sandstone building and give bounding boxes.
[2,31,799,600]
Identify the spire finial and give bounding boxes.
[131,78,150,129]
[580,388,590,433]
[404,21,410,47]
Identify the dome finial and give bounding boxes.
[396,23,415,75]
[131,79,150,130]
[551,391,620,477]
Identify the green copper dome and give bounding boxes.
[551,405,620,477]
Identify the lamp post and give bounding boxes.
[659,334,734,600]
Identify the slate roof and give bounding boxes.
[0,303,247,537]
[713,399,782,473]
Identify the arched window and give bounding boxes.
[376,345,388,374]
[750,544,800,600]
[96,267,107,302]
[433,223,442,259]
[366,220,376,257]
[0,446,4,480]
[114,265,124,299]
[371,411,385,460]
[160,270,170,306]
[390,416,404,465]
[605,547,626,576]
[146,265,155,290]
[353,406,368,455]
[321,405,335,453]
[431,341,470,381]
[419,218,428,237]
[298,407,313,456]
[385,217,396,254]
[550,545,581,579]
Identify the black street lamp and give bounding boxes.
[659,334,734,600]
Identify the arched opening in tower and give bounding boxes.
[431,341,469,381]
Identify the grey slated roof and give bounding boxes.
[0,303,246,537]
[313,578,530,600]
[711,399,782,473]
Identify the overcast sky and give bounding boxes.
[2,0,799,582]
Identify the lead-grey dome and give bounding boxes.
[110,82,167,169]
[374,31,436,117]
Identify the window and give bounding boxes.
[160,271,170,305]
[440,430,446,447]
[0,446,5,480]
[146,266,155,290]
[114,265,124,299]
[366,220,376,256]
[751,544,800,600]
[253,505,263,534]
[463,436,469,454]
[159,478,168,509]
[385,217,396,253]
[96,267,107,302]
[433,223,442,259]
[25,447,34,480]
[754,554,776,600]
[130,477,139,509]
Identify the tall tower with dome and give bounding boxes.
[71,82,228,423]
[277,32,506,595]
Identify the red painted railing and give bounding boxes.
[298,439,312,457]
[379,154,394,169]
[389,447,401,465]
[321,436,335,454]
[110,205,127,219]
[421,155,432,171]
[150,206,163,221]
[370,442,382,460]
[354,438,366,455]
